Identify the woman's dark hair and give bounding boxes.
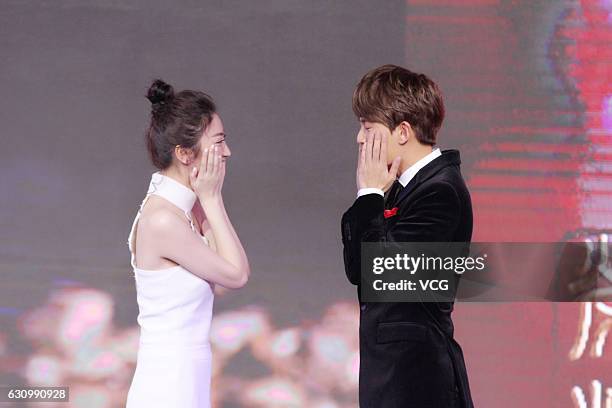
[145,79,216,169]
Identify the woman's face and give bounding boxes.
[195,113,231,164]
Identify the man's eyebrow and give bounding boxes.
[214,132,226,137]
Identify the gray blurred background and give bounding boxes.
[0,0,406,322]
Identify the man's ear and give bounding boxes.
[396,121,412,145]
[174,145,194,165]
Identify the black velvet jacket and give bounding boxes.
[341,149,475,408]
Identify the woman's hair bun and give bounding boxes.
[146,78,174,106]
[144,80,216,170]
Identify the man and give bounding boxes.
[341,64,474,407]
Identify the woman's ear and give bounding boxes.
[396,121,412,145]
[174,145,194,165]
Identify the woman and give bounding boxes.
[125,79,250,407]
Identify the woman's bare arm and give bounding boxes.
[144,208,249,289]
[199,196,250,284]
[146,145,250,289]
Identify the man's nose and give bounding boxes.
[223,143,232,157]
[357,130,365,145]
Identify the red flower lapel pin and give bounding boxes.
[384,207,399,219]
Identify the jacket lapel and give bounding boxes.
[393,149,461,207]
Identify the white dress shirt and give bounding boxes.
[357,147,442,198]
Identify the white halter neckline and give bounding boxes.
[147,171,197,214]
[127,171,207,272]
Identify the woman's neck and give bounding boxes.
[163,166,208,224]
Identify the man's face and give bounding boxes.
[356,119,401,167]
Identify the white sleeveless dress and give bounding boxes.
[125,171,215,408]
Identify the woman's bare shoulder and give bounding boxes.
[138,197,187,236]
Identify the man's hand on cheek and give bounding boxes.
[357,131,401,192]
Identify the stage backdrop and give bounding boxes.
[1,0,611,407]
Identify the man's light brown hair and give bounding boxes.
[352,64,444,145]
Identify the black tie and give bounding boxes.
[385,180,402,209]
